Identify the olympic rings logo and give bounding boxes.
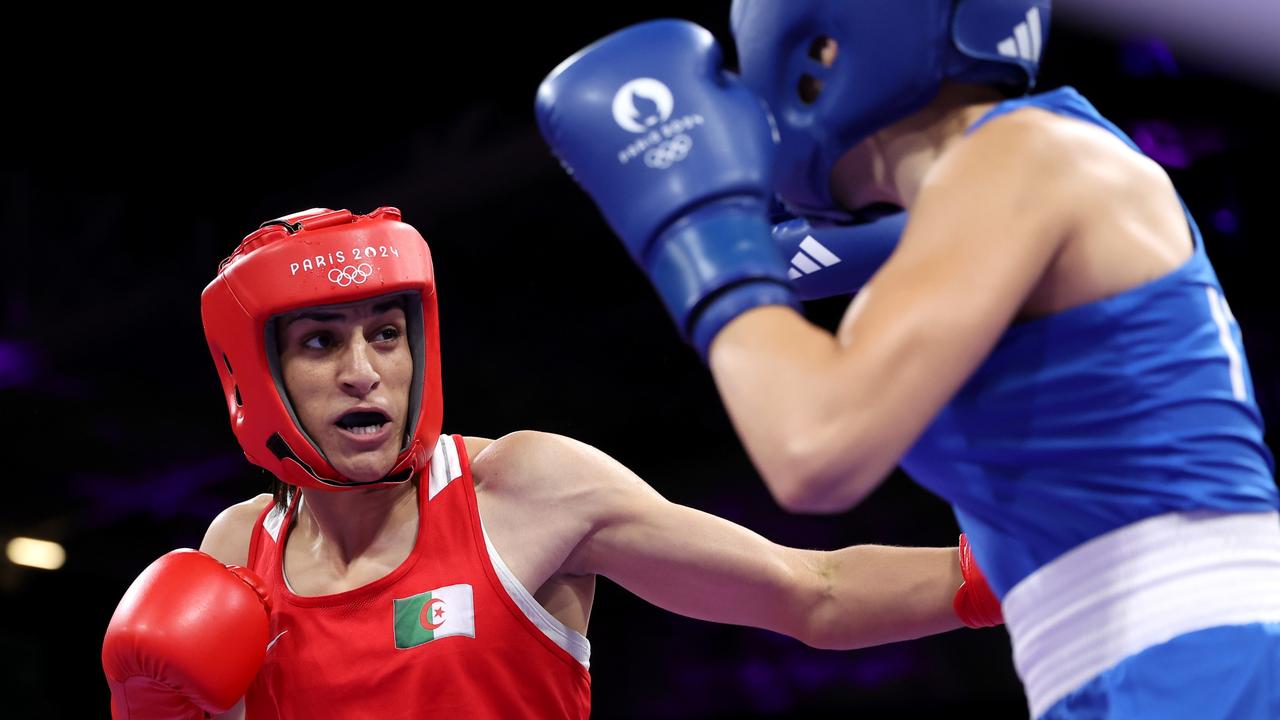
[328,263,374,286]
[644,133,693,169]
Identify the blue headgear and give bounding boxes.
[731,0,1051,217]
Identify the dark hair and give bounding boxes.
[271,477,296,511]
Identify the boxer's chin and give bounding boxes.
[327,443,402,484]
[829,140,895,211]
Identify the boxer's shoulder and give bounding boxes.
[469,430,628,504]
[913,106,1104,243]
[945,105,1146,201]
[938,108,1075,184]
[461,435,494,460]
[199,493,273,567]
[470,430,579,488]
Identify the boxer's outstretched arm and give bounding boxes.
[708,118,1070,513]
[585,507,969,650]
[493,431,991,650]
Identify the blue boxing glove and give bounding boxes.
[536,20,798,358]
[775,211,907,300]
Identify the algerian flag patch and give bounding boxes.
[393,583,475,649]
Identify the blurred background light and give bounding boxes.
[6,537,66,571]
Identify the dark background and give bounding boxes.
[3,4,1277,717]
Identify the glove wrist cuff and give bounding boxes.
[647,199,798,355]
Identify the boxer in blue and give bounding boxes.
[536,2,1280,717]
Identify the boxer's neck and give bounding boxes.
[833,84,1002,210]
[295,480,419,565]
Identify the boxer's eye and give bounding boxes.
[302,333,334,350]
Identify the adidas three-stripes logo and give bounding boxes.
[997,7,1043,63]
[787,236,841,280]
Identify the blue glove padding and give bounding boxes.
[775,212,907,300]
[536,19,799,358]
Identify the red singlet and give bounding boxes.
[244,435,592,719]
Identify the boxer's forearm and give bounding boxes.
[795,545,965,650]
[707,305,898,514]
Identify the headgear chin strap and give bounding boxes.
[731,0,1051,216]
[201,207,443,491]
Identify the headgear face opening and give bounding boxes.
[731,0,1051,216]
[201,207,443,491]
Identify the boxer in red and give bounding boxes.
[101,207,999,719]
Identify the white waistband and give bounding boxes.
[1003,511,1280,719]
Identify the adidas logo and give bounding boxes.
[787,235,841,280]
[997,7,1043,63]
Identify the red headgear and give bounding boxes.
[200,207,442,490]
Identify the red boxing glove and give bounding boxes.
[102,549,272,719]
[953,534,1003,629]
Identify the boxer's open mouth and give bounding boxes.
[335,410,391,435]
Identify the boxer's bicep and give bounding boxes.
[572,470,963,648]
[832,123,1071,445]
[200,494,272,567]
[514,433,808,634]
[523,434,961,647]
[709,131,1070,513]
[570,479,823,640]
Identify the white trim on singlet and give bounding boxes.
[1003,511,1280,719]
[276,436,462,594]
[263,503,287,543]
[268,437,591,668]
[479,520,592,670]
[278,495,300,595]
[434,435,591,668]
[428,434,463,500]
